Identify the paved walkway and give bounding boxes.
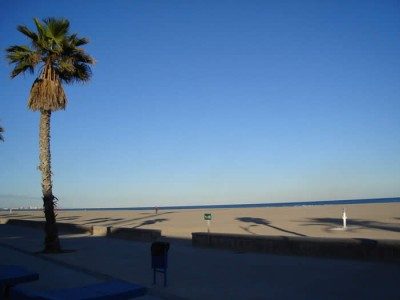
[0,224,399,299]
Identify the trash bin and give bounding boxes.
[151,242,170,286]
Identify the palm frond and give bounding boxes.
[6,45,32,62]
[11,62,35,77]
[17,25,38,42]
[31,18,51,52]
[59,62,92,83]
[69,34,89,47]
[69,48,94,64]
[33,18,46,40]
[43,18,70,55]
[57,34,94,83]
[33,18,63,54]
[44,18,69,41]
[58,57,75,73]
[75,63,92,82]
[6,45,40,78]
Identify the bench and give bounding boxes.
[0,265,39,299]
[10,279,147,300]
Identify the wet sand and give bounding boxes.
[2,202,400,240]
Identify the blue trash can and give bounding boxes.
[151,242,169,286]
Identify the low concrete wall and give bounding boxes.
[92,225,110,236]
[1,219,161,242]
[3,218,44,229]
[0,218,8,224]
[91,225,161,241]
[192,232,400,261]
[108,227,161,242]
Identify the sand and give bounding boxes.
[2,202,400,240]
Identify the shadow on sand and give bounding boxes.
[301,218,400,233]
[56,216,82,221]
[98,212,174,227]
[133,218,169,228]
[0,214,34,219]
[5,215,45,220]
[236,217,306,237]
[83,218,125,224]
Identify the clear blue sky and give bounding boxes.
[1,0,399,208]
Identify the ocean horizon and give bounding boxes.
[4,196,399,211]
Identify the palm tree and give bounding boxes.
[6,18,94,252]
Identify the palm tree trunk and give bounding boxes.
[39,109,61,253]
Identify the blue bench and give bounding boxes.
[0,265,39,299]
[10,280,147,300]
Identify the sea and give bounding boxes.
[61,197,400,211]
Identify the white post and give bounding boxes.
[342,209,347,229]
[207,220,210,233]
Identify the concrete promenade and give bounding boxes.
[0,224,399,299]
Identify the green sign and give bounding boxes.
[204,213,212,220]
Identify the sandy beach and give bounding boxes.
[2,202,399,240]
[1,203,400,299]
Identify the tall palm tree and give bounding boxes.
[6,18,94,252]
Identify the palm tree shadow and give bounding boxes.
[0,214,32,218]
[57,216,82,221]
[236,217,306,237]
[102,211,173,227]
[84,218,124,224]
[133,218,169,228]
[239,224,259,235]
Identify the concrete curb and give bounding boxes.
[4,218,92,234]
[192,232,400,261]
